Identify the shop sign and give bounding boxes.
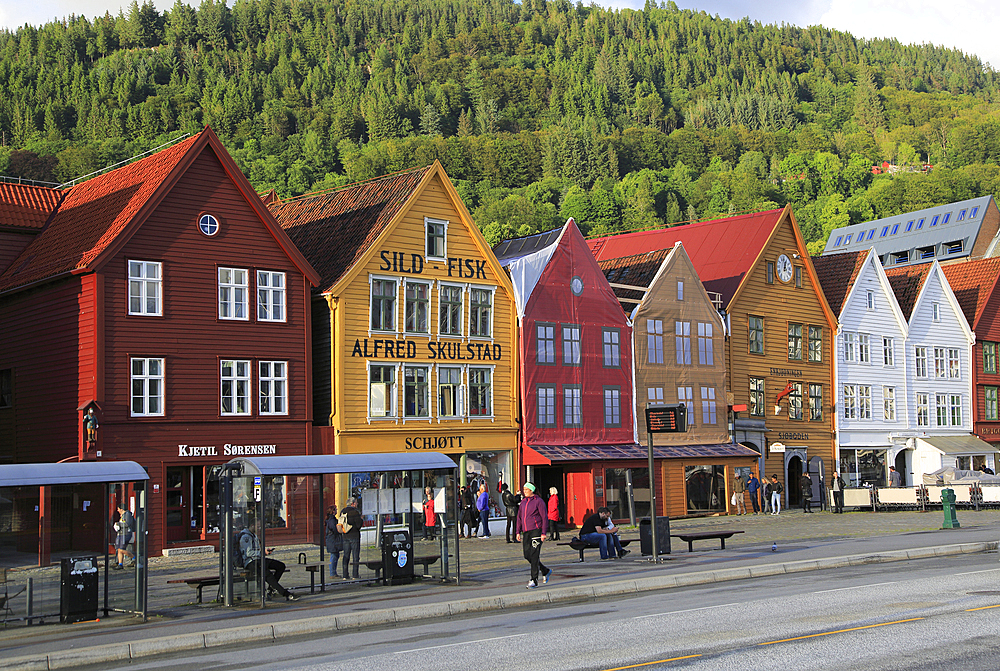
[378,250,489,279]
[405,436,465,450]
[351,338,502,361]
[177,443,278,457]
[769,442,786,453]
[769,368,802,377]
[776,432,809,441]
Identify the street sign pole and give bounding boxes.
[643,403,686,562]
[647,429,659,563]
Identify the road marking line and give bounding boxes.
[954,569,1000,576]
[966,604,1000,612]
[758,618,924,645]
[396,633,528,653]
[813,581,897,594]
[633,602,739,620]
[603,654,702,670]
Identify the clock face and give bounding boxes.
[776,254,793,283]
[571,276,584,296]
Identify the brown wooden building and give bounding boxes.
[0,128,320,558]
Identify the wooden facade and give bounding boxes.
[0,129,320,557]
[272,162,518,505]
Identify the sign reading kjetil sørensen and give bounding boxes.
[177,444,278,457]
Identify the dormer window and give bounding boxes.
[890,223,899,235]
[906,220,914,232]
[866,229,876,240]
[844,234,853,244]
[945,240,964,254]
[880,226,890,237]
[917,218,925,229]
[892,251,909,265]
[918,246,935,259]
[971,206,980,218]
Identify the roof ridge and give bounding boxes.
[585,207,783,242]
[274,163,433,206]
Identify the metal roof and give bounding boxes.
[230,452,458,476]
[821,196,994,267]
[492,226,563,265]
[0,461,149,487]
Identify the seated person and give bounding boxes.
[604,514,630,558]
[579,507,627,560]
[237,522,298,602]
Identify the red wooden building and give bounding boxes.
[494,219,636,526]
[0,128,320,558]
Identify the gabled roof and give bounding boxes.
[0,128,319,295]
[0,182,63,230]
[269,165,433,294]
[811,249,867,317]
[493,226,563,265]
[588,209,785,308]
[940,257,1000,329]
[598,248,671,315]
[883,263,933,320]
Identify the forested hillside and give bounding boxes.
[3,0,1000,249]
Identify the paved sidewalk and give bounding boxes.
[4,508,1000,670]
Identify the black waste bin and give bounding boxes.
[60,556,98,624]
[381,530,414,585]
[639,517,671,556]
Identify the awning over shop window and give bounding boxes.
[917,435,997,455]
[524,443,760,463]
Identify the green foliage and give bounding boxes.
[1,0,1000,250]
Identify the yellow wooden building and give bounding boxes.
[271,162,519,504]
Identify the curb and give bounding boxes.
[5,541,995,670]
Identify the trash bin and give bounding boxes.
[381,530,414,585]
[60,556,98,624]
[639,517,671,556]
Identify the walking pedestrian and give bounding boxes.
[422,487,437,540]
[800,471,813,513]
[476,483,491,537]
[732,471,747,515]
[831,471,846,513]
[547,487,561,540]
[769,474,783,515]
[747,472,761,514]
[888,466,902,488]
[501,483,521,543]
[516,483,551,589]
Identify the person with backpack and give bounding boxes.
[113,504,136,570]
[769,474,784,515]
[236,522,297,601]
[501,483,521,543]
[339,497,363,580]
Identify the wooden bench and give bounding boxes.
[558,537,633,562]
[167,575,221,604]
[362,554,441,584]
[670,530,744,552]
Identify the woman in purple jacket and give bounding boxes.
[515,483,552,589]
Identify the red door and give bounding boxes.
[565,471,595,527]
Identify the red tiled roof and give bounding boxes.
[0,182,63,230]
[940,257,1000,329]
[811,250,868,317]
[588,208,786,308]
[0,134,201,293]
[269,165,433,293]
[884,263,933,320]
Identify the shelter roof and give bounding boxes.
[231,453,457,476]
[0,461,148,487]
[940,257,1000,329]
[811,250,868,317]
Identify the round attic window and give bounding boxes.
[199,214,220,236]
[571,276,584,296]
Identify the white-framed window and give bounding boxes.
[257,270,286,322]
[916,393,929,426]
[128,260,162,316]
[562,324,582,366]
[536,323,556,364]
[859,385,872,419]
[370,276,399,332]
[469,367,493,417]
[843,385,856,419]
[564,385,582,428]
[866,290,875,310]
[219,268,249,320]
[648,387,664,403]
[936,393,948,426]
[603,386,621,427]
[603,328,620,368]
[698,322,714,365]
[259,361,287,415]
[369,363,398,419]
[198,213,220,236]
[438,366,463,419]
[130,357,164,416]
[537,384,556,427]
[425,217,447,260]
[677,386,694,426]
[647,319,664,364]
[843,332,857,362]
[677,281,684,301]
[469,286,493,338]
[750,378,765,417]
[883,386,895,421]
[675,321,691,365]
[915,346,928,378]
[934,347,946,378]
[883,337,894,367]
[950,394,962,426]
[404,280,431,334]
[858,333,870,363]
[221,359,251,415]
[404,365,431,419]
[700,386,717,424]
[439,284,464,336]
[932,302,941,322]
[948,348,960,378]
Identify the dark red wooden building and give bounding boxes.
[0,128,320,558]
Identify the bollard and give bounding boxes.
[941,488,961,529]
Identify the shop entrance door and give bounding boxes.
[565,471,594,527]
[164,467,189,543]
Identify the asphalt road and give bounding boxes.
[76,550,1000,671]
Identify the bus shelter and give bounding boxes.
[0,461,149,625]
[219,452,459,608]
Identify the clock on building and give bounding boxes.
[776,254,793,283]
